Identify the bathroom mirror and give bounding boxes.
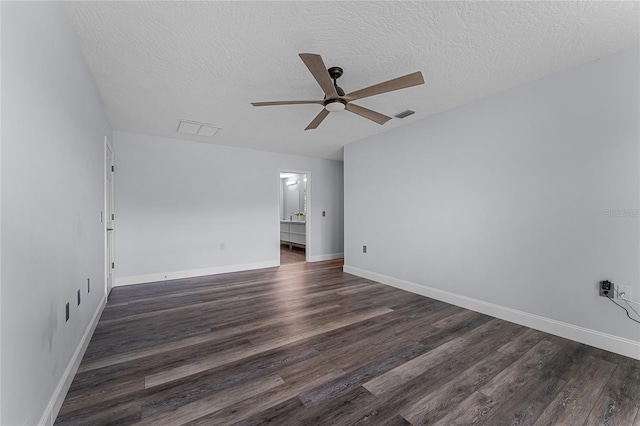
[280,172,307,221]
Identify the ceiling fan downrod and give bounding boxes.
[328,66,345,97]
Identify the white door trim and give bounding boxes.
[105,138,115,297]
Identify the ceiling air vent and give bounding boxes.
[394,110,415,119]
[177,119,222,138]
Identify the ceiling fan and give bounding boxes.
[251,53,425,130]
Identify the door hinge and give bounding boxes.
[111,213,115,220]
[111,165,114,172]
[111,262,115,269]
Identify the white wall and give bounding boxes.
[0,4,3,423]
[1,2,112,425]
[113,131,343,284]
[344,48,639,357]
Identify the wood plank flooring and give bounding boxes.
[55,259,640,425]
[280,245,306,265]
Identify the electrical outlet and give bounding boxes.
[65,302,70,322]
[599,280,614,298]
[220,242,226,251]
[363,245,367,254]
[617,285,632,300]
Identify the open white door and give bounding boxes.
[105,141,115,296]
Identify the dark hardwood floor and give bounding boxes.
[280,245,306,265]
[55,259,640,425]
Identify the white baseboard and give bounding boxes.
[114,260,280,287]
[38,294,107,426]
[343,265,640,361]
[308,252,344,262]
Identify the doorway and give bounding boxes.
[105,140,115,296]
[279,170,310,265]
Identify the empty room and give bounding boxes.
[1,1,639,425]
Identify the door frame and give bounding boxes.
[105,138,115,296]
[278,168,311,264]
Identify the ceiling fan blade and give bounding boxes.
[346,103,392,125]
[251,100,323,107]
[305,109,330,130]
[343,71,424,101]
[299,53,339,99]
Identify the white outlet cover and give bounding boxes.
[617,285,632,300]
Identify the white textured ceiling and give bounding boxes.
[62,1,639,161]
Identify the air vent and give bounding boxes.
[394,110,415,119]
[177,120,222,138]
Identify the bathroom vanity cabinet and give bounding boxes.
[280,220,306,248]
